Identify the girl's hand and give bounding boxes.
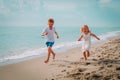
[57,35,59,39]
[78,39,81,41]
[97,38,100,40]
[78,35,83,41]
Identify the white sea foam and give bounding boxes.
[99,31,120,40]
[0,30,120,66]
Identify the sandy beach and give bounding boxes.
[0,37,120,80]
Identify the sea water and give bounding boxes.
[0,26,120,66]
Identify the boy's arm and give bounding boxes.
[41,32,48,36]
[91,33,100,40]
[41,28,48,36]
[78,35,83,41]
[55,31,59,39]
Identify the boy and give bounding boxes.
[41,18,59,63]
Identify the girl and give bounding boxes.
[78,25,100,61]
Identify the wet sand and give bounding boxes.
[0,37,120,80]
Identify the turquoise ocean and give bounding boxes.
[0,26,120,66]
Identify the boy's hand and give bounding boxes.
[41,32,48,36]
[41,34,44,36]
[45,32,48,35]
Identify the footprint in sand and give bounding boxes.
[115,57,119,59]
[99,66,104,70]
[61,69,66,72]
[118,75,120,79]
[68,68,87,77]
[78,68,87,72]
[92,74,102,80]
[81,57,84,59]
[85,62,91,65]
[67,66,72,68]
[97,55,101,58]
[116,67,120,71]
[99,58,104,60]
[92,58,98,61]
[107,64,113,68]
[58,64,66,67]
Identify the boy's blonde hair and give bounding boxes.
[48,18,54,23]
[80,25,90,32]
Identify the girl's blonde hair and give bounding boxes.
[80,25,90,33]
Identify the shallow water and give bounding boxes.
[0,26,120,66]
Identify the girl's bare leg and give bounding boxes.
[87,50,90,57]
[83,51,87,61]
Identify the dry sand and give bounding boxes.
[0,37,120,80]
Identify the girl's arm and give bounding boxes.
[91,33,100,40]
[78,35,83,41]
[55,31,59,39]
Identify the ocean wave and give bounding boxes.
[0,30,120,66]
[99,30,120,40]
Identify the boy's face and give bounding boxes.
[48,22,54,27]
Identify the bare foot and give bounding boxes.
[44,60,49,63]
[83,52,87,61]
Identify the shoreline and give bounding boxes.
[0,30,120,66]
[0,36,120,80]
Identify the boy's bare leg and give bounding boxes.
[87,50,90,57]
[51,49,56,60]
[44,47,51,63]
[83,51,87,61]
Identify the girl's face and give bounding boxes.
[82,26,89,34]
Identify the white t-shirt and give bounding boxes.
[42,27,56,42]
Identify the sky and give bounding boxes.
[0,0,120,27]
